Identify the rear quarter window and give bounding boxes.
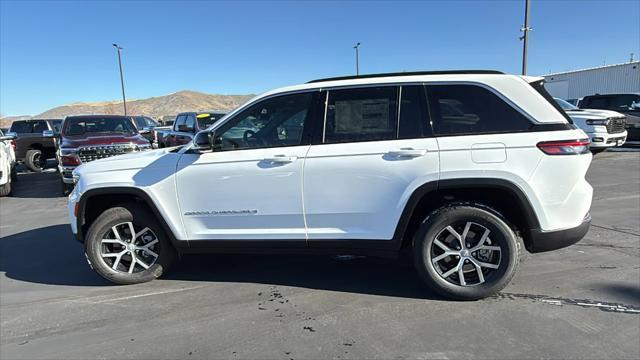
[10,121,31,133]
[426,84,532,135]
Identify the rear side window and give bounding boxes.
[324,86,398,143]
[10,121,30,133]
[426,84,532,135]
[32,121,48,133]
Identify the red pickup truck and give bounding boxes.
[157,111,226,148]
[54,115,152,195]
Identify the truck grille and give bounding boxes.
[78,144,138,163]
[606,117,626,134]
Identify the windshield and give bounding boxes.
[196,113,225,129]
[63,117,137,136]
[554,98,578,110]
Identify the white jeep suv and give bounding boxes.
[68,71,593,300]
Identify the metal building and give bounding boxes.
[543,61,640,101]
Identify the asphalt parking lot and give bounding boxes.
[1,151,639,360]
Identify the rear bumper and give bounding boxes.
[527,214,591,253]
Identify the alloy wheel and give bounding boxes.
[429,221,501,286]
[99,222,160,274]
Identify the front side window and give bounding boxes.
[50,120,62,132]
[133,116,146,129]
[32,121,48,133]
[215,93,312,151]
[325,86,398,143]
[427,84,532,135]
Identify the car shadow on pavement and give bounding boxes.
[0,224,109,286]
[1,224,440,299]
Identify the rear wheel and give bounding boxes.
[25,149,45,172]
[413,204,519,300]
[84,204,177,284]
[0,180,11,197]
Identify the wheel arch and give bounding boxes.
[393,178,541,252]
[76,187,184,250]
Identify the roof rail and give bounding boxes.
[306,70,504,84]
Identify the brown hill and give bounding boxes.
[35,90,254,119]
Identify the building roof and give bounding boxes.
[543,61,639,77]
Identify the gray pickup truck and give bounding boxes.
[156,111,226,148]
[9,119,62,172]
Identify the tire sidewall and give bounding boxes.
[26,149,44,172]
[85,204,175,284]
[414,206,519,300]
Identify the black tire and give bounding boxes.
[413,204,519,300]
[61,180,74,196]
[84,203,177,285]
[25,149,45,172]
[0,180,10,197]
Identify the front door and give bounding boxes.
[176,92,318,242]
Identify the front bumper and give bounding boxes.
[527,214,591,253]
[588,130,627,148]
[58,165,77,184]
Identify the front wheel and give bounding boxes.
[413,205,519,300]
[84,204,177,284]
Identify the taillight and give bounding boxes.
[11,139,16,150]
[61,154,81,166]
[537,139,590,155]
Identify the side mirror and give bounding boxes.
[42,130,55,138]
[192,131,212,151]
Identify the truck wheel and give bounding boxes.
[25,149,45,172]
[413,204,519,300]
[0,180,11,197]
[84,204,177,284]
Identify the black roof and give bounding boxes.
[306,70,504,84]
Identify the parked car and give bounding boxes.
[131,116,158,144]
[579,93,640,142]
[160,111,226,147]
[0,129,17,196]
[554,97,627,152]
[69,71,592,300]
[53,115,152,195]
[9,119,62,172]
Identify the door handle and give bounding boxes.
[263,155,297,163]
[386,148,427,158]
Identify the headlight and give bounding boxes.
[586,119,609,126]
[60,148,78,156]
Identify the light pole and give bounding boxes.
[519,0,532,75]
[353,42,361,76]
[112,43,127,115]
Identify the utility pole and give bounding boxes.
[112,43,127,115]
[519,0,532,75]
[353,42,361,76]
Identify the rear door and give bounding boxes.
[303,85,439,247]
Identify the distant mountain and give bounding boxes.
[0,115,32,129]
[35,90,255,119]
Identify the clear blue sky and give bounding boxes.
[1,0,638,116]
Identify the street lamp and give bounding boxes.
[519,0,532,75]
[112,43,127,115]
[353,42,361,76]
